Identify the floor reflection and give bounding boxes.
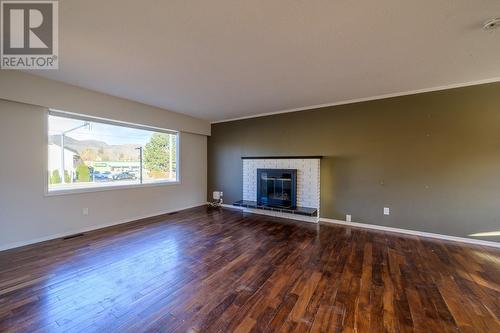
[38,227,183,331]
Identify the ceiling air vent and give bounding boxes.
[483,17,500,30]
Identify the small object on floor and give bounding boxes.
[207,199,222,209]
[208,191,223,209]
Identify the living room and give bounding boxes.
[0,1,499,332]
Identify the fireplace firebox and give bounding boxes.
[257,169,297,208]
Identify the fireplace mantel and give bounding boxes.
[241,156,322,159]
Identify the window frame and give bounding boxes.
[44,109,181,196]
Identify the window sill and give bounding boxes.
[45,180,181,197]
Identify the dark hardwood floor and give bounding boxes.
[0,206,499,333]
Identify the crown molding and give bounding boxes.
[211,77,500,124]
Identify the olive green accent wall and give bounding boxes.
[208,82,500,243]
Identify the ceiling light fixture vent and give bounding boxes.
[483,17,500,30]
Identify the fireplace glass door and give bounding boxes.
[257,169,297,208]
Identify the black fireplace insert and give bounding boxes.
[257,169,297,208]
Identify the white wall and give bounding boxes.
[0,71,210,136]
[0,98,207,250]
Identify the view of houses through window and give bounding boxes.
[48,112,178,192]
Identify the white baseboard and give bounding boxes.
[7,204,496,251]
[0,203,206,252]
[319,218,500,248]
[220,204,319,223]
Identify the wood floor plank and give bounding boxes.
[0,206,498,332]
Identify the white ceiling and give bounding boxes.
[29,0,500,122]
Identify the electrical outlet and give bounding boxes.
[82,208,89,216]
[220,191,223,197]
[346,214,351,222]
[384,207,390,215]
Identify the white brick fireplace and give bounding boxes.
[242,158,321,215]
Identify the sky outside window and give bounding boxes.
[48,115,154,145]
